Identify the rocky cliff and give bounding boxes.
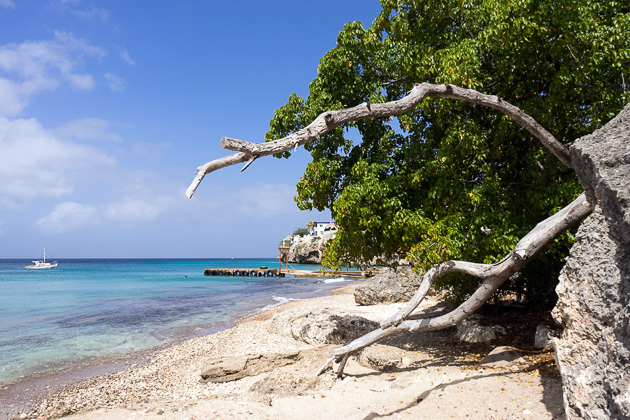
[552,103,630,419]
[353,267,425,305]
[287,236,330,264]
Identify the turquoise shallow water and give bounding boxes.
[0,258,352,386]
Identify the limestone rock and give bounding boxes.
[356,344,412,372]
[200,351,301,383]
[248,346,336,398]
[534,325,558,350]
[455,315,507,343]
[268,308,378,345]
[552,103,630,420]
[480,346,527,368]
[354,267,424,305]
[287,236,330,264]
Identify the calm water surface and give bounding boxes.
[0,258,352,386]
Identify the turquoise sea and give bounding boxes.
[0,258,353,388]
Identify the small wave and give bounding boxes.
[259,295,300,311]
[273,295,298,303]
[321,277,348,284]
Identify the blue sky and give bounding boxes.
[0,0,383,258]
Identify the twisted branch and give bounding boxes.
[317,193,591,377]
[186,82,571,198]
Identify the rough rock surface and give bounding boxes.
[200,351,301,383]
[354,267,424,305]
[287,237,329,264]
[534,325,558,350]
[267,308,379,345]
[552,103,630,419]
[455,314,507,344]
[356,344,422,371]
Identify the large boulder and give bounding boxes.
[354,267,424,305]
[455,314,507,344]
[552,103,630,419]
[268,308,379,345]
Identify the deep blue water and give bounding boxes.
[0,258,352,386]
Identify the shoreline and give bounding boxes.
[0,281,357,420]
[10,283,565,420]
[0,319,235,420]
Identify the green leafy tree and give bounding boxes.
[266,0,630,306]
[293,227,310,237]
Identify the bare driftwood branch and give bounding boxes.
[187,82,591,384]
[186,82,572,198]
[317,193,592,377]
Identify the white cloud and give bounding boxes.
[67,72,95,90]
[132,140,170,159]
[0,0,14,8]
[36,201,99,234]
[100,177,179,224]
[104,72,126,92]
[120,49,135,66]
[74,6,109,22]
[0,77,31,115]
[34,191,178,234]
[0,116,116,208]
[103,194,175,223]
[0,31,107,115]
[33,173,181,234]
[0,31,107,79]
[55,117,121,142]
[197,183,299,221]
[233,184,298,219]
[54,0,108,22]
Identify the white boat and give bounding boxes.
[24,248,58,269]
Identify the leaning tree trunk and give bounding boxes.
[186,82,603,411]
[317,193,591,376]
[186,83,571,199]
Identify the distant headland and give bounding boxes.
[279,221,337,264]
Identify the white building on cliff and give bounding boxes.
[309,221,338,238]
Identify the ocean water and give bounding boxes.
[0,258,353,387]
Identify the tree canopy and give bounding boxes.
[293,227,310,237]
[265,0,630,305]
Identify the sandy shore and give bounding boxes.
[14,284,565,420]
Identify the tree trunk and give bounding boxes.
[186,83,571,198]
[186,82,597,401]
[317,193,591,376]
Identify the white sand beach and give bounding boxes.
[20,284,565,420]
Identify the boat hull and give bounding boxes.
[24,262,58,269]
